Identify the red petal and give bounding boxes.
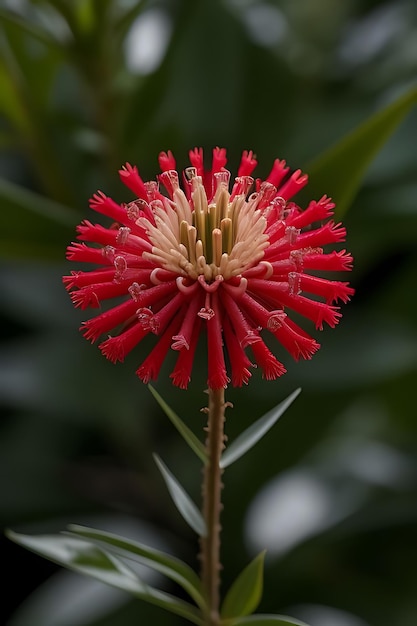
[81,299,138,342]
[119,163,148,199]
[170,315,202,389]
[207,292,229,389]
[265,158,289,188]
[250,341,286,379]
[238,150,258,177]
[136,312,183,384]
[159,150,176,172]
[99,323,149,363]
[296,273,355,304]
[223,317,253,386]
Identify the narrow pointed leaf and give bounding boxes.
[148,385,207,464]
[221,551,265,619]
[228,615,310,626]
[67,524,206,610]
[153,454,207,537]
[6,530,203,625]
[220,389,301,469]
[304,86,417,216]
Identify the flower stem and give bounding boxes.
[200,387,226,626]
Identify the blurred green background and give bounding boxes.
[1,1,417,625]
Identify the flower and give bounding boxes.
[64,148,354,389]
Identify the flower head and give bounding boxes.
[64,148,353,389]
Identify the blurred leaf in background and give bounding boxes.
[1,0,417,625]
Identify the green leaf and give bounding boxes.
[148,385,207,464]
[0,8,65,50]
[221,551,265,620]
[153,454,207,537]
[220,389,301,469]
[6,530,203,625]
[304,86,417,216]
[227,615,310,626]
[67,524,206,610]
[0,177,77,259]
[0,60,30,134]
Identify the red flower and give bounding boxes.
[64,148,353,389]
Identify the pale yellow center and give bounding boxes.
[139,175,270,281]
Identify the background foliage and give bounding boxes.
[1,1,417,625]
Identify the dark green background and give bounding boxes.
[1,1,417,624]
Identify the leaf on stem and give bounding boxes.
[304,86,417,217]
[6,530,204,625]
[67,524,206,610]
[220,551,265,620]
[148,385,207,464]
[227,615,310,625]
[153,454,207,537]
[220,389,301,469]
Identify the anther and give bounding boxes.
[114,255,127,282]
[285,226,300,245]
[288,272,302,295]
[267,310,287,330]
[214,170,231,194]
[102,245,116,261]
[136,307,154,330]
[184,166,198,180]
[125,201,140,221]
[116,226,131,245]
[145,180,159,200]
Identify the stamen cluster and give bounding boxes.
[64,148,354,389]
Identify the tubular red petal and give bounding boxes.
[277,169,308,200]
[285,196,335,229]
[63,269,112,290]
[303,249,354,272]
[81,299,138,343]
[265,221,346,261]
[132,281,178,307]
[189,147,204,177]
[99,323,149,363]
[89,191,128,223]
[297,221,346,247]
[159,150,176,172]
[76,221,118,246]
[296,273,355,304]
[170,315,202,389]
[212,147,227,173]
[246,278,341,329]
[70,279,145,309]
[265,159,289,188]
[238,150,258,177]
[66,243,112,265]
[147,292,185,334]
[207,292,229,389]
[119,163,148,199]
[220,289,261,347]
[63,268,150,290]
[238,292,279,330]
[250,341,286,379]
[136,312,183,384]
[223,316,253,386]
[271,317,320,360]
[171,293,204,351]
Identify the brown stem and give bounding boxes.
[200,387,226,626]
